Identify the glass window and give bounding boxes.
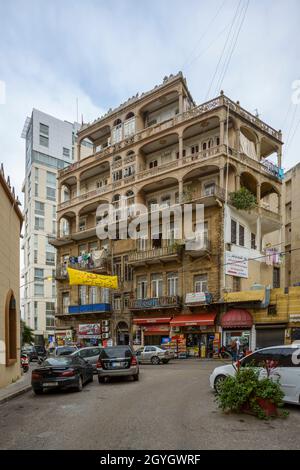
[194,274,208,292]
[46,187,56,201]
[46,171,56,187]
[34,268,44,281]
[79,286,87,305]
[34,217,44,231]
[63,147,70,158]
[167,272,178,296]
[40,123,49,136]
[34,283,44,296]
[239,224,245,247]
[124,117,135,137]
[137,276,147,299]
[151,273,163,298]
[231,219,237,244]
[35,201,44,216]
[46,252,55,265]
[39,135,49,147]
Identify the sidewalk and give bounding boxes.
[0,367,32,404]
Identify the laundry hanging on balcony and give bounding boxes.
[264,247,281,266]
[67,267,118,289]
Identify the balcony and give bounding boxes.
[129,296,181,310]
[128,245,179,265]
[68,303,111,314]
[185,237,211,257]
[56,257,110,280]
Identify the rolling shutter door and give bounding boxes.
[256,328,285,349]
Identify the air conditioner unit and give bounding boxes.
[102,320,110,327]
[102,333,110,339]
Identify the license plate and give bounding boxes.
[112,362,121,368]
[43,382,58,387]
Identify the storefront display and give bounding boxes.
[133,317,171,346]
[221,309,253,352]
[77,323,102,347]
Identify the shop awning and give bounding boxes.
[223,289,265,303]
[133,317,172,325]
[170,313,216,327]
[221,309,253,328]
[144,325,170,335]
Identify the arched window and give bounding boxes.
[124,112,135,137]
[5,292,17,366]
[112,119,122,144]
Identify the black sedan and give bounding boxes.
[31,356,93,395]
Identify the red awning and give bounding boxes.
[221,309,253,328]
[170,313,216,327]
[133,317,172,325]
[144,325,170,335]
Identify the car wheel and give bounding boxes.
[77,376,83,392]
[151,356,160,365]
[33,388,43,395]
[214,374,227,394]
[133,373,139,381]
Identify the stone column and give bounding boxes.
[277,147,282,169]
[219,166,225,188]
[256,182,261,207]
[178,91,183,114]
[256,139,261,160]
[58,183,62,205]
[256,215,262,252]
[76,139,81,162]
[76,178,81,197]
[219,119,225,146]
[178,179,183,202]
[178,134,183,159]
[56,220,60,238]
[235,173,241,191]
[236,126,240,157]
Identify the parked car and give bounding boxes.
[96,346,139,383]
[209,344,300,405]
[21,345,39,362]
[35,345,47,357]
[31,356,93,394]
[71,346,102,373]
[136,346,173,365]
[55,345,78,356]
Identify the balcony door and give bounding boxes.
[151,274,163,298]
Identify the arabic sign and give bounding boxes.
[78,323,101,338]
[225,251,248,278]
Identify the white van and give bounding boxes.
[210,344,300,405]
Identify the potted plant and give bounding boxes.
[216,364,288,419]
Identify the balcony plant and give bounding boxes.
[216,365,288,420]
[229,187,256,211]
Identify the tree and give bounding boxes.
[21,320,34,345]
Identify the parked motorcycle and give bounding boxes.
[21,353,29,373]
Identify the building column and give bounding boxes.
[235,173,241,191]
[277,147,282,169]
[256,215,262,252]
[235,125,240,157]
[178,178,183,202]
[178,91,183,114]
[75,214,80,233]
[76,139,81,162]
[178,134,183,159]
[256,139,261,160]
[219,166,225,188]
[58,183,62,205]
[76,178,80,197]
[256,182,261,207]
[219,119,225,146]
[163,272,167,296]
[56,220,60,238]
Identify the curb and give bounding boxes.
[0,385,32,405]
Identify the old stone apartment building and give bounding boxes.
[51,72,283,354]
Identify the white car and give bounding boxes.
[210,344,300,405]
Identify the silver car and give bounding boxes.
[136,346,173,365]
[71,346,102,373]
[97,346,139,383]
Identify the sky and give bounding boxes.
[0,0,299,202]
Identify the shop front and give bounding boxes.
[221,309,253,352]
[170,313,216,358]
[77,323,101,347]
[55,329,74,346]
[132,317,171,348]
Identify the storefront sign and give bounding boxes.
[185,292,211,304]
[78,323,101,338]
[225,251,248,278]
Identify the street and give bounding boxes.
[0,359,300,450]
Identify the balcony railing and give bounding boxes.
[56,256,109,279]
[128,245,179,263]
[68,303,111,314]
[129,296,180,310]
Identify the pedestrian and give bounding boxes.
[230,339,237,361]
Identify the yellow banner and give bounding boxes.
[67,267,118,289]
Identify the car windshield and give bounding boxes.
[43,357,73,366]
[100,347,132,359]
[57,347,76,355]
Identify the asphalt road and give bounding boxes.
[0,359,300,450]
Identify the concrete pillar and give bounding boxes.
[178,92,183,114]
[178,179,183,202]
[76,140,81,162]
[56,220,60,238]
[256,215,262,252]
[277,147,282,169]
[256,139,261,160]
[219,166,225,188]
[235,173,241,191]
[250,325,256,352]
[178,134,183,159]
[236,126,240,157]
[163,272,167,296]
[76,178,80,197]
[220,119,225,146]
[58,183,62,205]
[256,183,261,207]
